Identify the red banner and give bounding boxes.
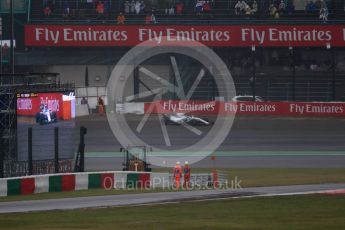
[17,93,64,118]
[145,100,345,117]
[24,24,345,47]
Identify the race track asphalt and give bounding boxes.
[1,183,345,213]
[76,114,345,170]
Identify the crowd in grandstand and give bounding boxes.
[123,1,146,14]
[194,1,212,15]
[234,1,258,15]
[39,0,336,23]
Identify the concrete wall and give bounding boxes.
[37,64,170,90]
[34,64,171,109]
[45,65,112,87]
[137,65,171,100]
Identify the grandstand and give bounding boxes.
[26,0,344,23]
[0,0,345,108]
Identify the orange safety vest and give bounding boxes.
[173,165,182,178]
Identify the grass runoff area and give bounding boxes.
[1,168,345,202]
[1,195,345,229]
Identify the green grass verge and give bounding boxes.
[1,195,345,229]
[1,168,345,202]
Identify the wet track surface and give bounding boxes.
[1,183,345,213]
[1,115,344,214]
[79,115,345,151]
[76,115,345,169]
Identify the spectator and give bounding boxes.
[124,0,130,14]
[306,0,317,13]
[135,1,141,14]
[165,6,175,15]
[140,1,146,14]
[203,1,211,14]
[62,1,70,18]
[195,1,203,15]
[130,0,135,13]
[44,5,52,17]
[278,0,286,14]
[240,1,248,14]
[251,0,258,14]
[117,12,126,24]
[244,4,251,15]
[170,6,175,15]
[234,1,241,15]
[269,4,279,18]
[176,2,184,14]
[96,1,105,18]
[319,5,328,23]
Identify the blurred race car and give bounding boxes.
[36,105,57,125]
[163,113,212,126]
[232,95,264,102]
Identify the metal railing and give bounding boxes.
[168,172,227,187]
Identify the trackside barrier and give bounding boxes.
[0,172,225,197]
[167,173,227,188]
[0,171,149,197]
[117,101,345,117]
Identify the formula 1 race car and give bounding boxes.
[36,105,58,125]
[163,113,212,126]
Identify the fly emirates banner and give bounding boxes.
[145,100,345,117]
[25,25,345,47]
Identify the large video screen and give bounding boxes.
[16,91,76,161]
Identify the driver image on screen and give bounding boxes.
[40,104,52,122]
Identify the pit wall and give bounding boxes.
[116,100,345,117]
[0,171,165,197]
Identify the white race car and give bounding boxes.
[35,105,58,125]
[232,95,264,102]
[163,113,212,126]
